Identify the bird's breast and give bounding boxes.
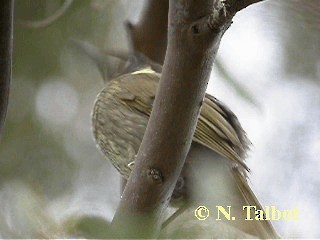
[91,83,149,178]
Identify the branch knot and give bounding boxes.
[208,2,234,33]
[147,168,163,184]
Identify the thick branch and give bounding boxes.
[121,0,169,195]
[112,0,266,237]
[0,0,14,139]
[112,0,232,237]
[126,0,169,64]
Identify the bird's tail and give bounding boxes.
[194,94,251,172]
[231,166,280,239]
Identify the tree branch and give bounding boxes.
[112,0,232,237]
[0,0,14,139]
[125,0,169,64]
[120,0,169,195]
[227,0,265,12]
[112,0,267,237]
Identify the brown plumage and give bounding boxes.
[83,47,279,238]
[92,68,250,177]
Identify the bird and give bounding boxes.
[91,52,250,177]
[72,40,279,238]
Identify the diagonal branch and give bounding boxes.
[0,0,14,139]
[111,0,268,237]
[125,0,169,64]
[120,0,169,195]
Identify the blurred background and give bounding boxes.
[0,0,319,238]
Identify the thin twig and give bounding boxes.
[17,0,73,28]
[0,0,14,139]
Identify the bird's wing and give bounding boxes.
[231,166,280,239]
[194,94,251,171]
[114,71,279,238]
[117,71,250,171]
[118,71,250,170]
[114,71,158,116]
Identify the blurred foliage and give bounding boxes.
[4,0,114,199]
[13,0,118,80]
[0,0,319,238]
[215,0,320,107]
[279,0,320,79]
[215,58,260,108]
[64,215,113,238]
[1,0,125,237]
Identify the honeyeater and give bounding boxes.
[73,40,279,238]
